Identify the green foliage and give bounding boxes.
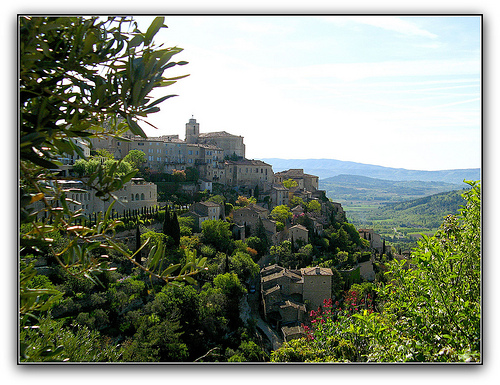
[230,251,260,282]
[307,199,321,213]
[123,149,147,170]
[19,15,191,326]
[270,205,292,223]
[20,316,122,362]
[236,195,256,207]
[271,181,481,363]
[121,314,188,362]
[245,236,267,258]
[282,179,298,189]
[346,189,467,242]
[289,196,304,208]
[201,219,234,253]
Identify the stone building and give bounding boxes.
[270,185,289,208]
[273,169,319,192]
[358,228,384,253]
[185,117,245,158]
[260,264,334,324]
[232,204,268,229]
[289,224,309,244]
[39,177,158,218]
[184,201,224,231]
[223,158,274,192]
[300,266,334,310]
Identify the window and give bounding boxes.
[138,142,145,146]
[135,193,139,201]
[149,156,153,161]
[141,193,145,200]
[131,194,134,201]
[157,157,161,161]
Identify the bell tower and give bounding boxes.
[185,116,200,144]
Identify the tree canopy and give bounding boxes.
[19,16,209,362]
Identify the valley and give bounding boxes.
[318,174,468,252]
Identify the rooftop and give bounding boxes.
[300,266,333,276]
[290,224,308,231]
[198,131,242,138]
[225,159,272,167]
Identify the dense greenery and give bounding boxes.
[20,218,266,362]
[271,181,481,363]
[18,16,211,362]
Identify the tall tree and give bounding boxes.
[171,212,181,248]
[135,225,141,265]
[163,206,171,236]
[19,17,209,362]
[124,149,147,171]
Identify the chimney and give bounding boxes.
[315,266,320,275]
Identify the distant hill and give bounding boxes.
[319,174,464,203]
[351,188,467,231]
[262,158,480,185]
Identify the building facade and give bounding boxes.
[223,159,274,192]
[38,178,158,219]
[300,266,333,310]
[274,169,319,192]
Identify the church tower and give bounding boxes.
[185,116,200,144]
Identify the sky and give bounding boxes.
[133,15,481,171]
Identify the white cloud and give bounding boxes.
[345,16,438,39]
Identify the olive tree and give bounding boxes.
[19,16,206,356]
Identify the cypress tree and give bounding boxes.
[135,225,141,265]
[171,212,181,248]
[163,206,171,236]
[256,217,269,248]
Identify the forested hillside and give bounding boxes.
[349,188,467,231]
[320,174,462,203]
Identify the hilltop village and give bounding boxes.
[44,117,390,347]
[20,16,481,364]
